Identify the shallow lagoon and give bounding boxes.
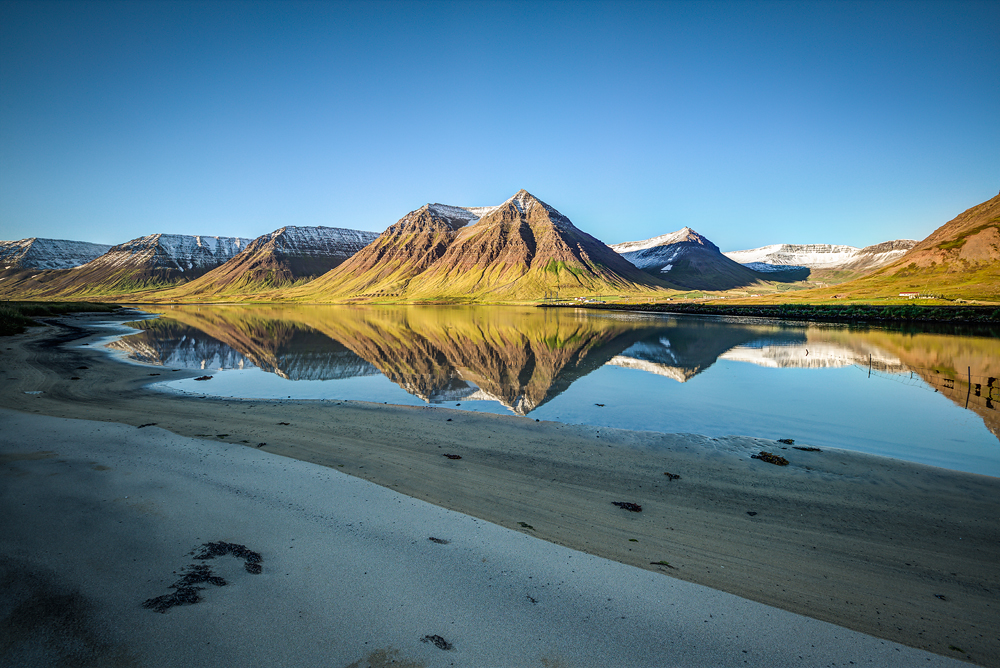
[110,304,1000,476]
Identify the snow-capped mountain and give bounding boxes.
[168,225,380,296]
[611,228,780,290]
[0,238,111,270]
[723,240,917,274]
[0,233,253,298]
[93,233,252,273]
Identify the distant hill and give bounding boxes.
[801,192,1000,301]
[158,226,378,298]
[0,233,250,298]
[296,190,672,301]
[611,227,784,290]
[724,240,917,284]
[1,237,112,270]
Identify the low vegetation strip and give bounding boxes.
[0,301,122,336]
[548,302,1000,325]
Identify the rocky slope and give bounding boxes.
[611,228,787,290]
[296,190,672,300]
[162,226,378,297]
[0,238,112,270]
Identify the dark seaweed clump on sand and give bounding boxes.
[142,542,263,612]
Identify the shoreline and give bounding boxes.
[2,312,999,665]
[540,301,1000,327]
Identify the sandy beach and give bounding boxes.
[2,312,998,667]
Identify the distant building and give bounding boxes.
[899,292,919,298]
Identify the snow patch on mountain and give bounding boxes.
[86,234,252,272]
[610,229,717,271]
[723,241,916,271]
[425,204,486,228]
[611,228,712,254]
[268,226,378,254]
[1,238,112,270]
[724,244,860,268]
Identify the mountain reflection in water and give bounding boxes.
[109,305,1000,445]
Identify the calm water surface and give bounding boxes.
[108,304,1000,476]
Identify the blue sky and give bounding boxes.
[1,0,997,251]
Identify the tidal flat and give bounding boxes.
[0,309,998,666]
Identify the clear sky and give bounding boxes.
[1,0,997,251]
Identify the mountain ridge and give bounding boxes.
[156,226,379,297]
[1,238,112,270]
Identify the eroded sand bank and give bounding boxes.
[1,312,997,666]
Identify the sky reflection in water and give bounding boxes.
[108,304,1000,476]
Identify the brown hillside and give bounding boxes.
[410,190,668,297]
[297,190,672,301]
[296,205,475,299]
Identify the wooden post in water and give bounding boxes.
[967,366,972,409]
[868,354,872,378]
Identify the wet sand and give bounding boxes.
[1,312,998,666]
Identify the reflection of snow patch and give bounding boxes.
[720,344,904,370]
[660,264,673,272]
[606,356,694,383]
[742,262,806,273]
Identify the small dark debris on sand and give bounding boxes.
[149,373,160,376]
[518,522,535,530]
[747,511,758,516]
[751,451,789,466]
[70,376,80,380]
[193,541,263,574]
[193,375,213,381]
[650,560,676,569]
[257,442,266,448]
[216,434,228,438]
[443,454,462,460]
[594,403,605,407]
[446,418,452,421]
[420,635,453,651]
[428,537,450,544]
[777,438,795,445]
[76,366,88,369]
[613,501,642,512]
[277,422,290,425]
[142,564,227,613]
[137,423,157,429]
[663,472,680,481]
[935,594,948,601]
[793,446,822,452]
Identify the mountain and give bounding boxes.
[0,233,251,298]
[610,227,784,290]
[792,192,1000,301]
[724,240,917,282]
[110,316,381,381]
[157,226,379,297]
[0,238,112,270]
[296,190,671,301]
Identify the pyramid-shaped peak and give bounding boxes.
[506,189,546,213]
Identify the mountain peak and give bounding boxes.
[610,227,717,254]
